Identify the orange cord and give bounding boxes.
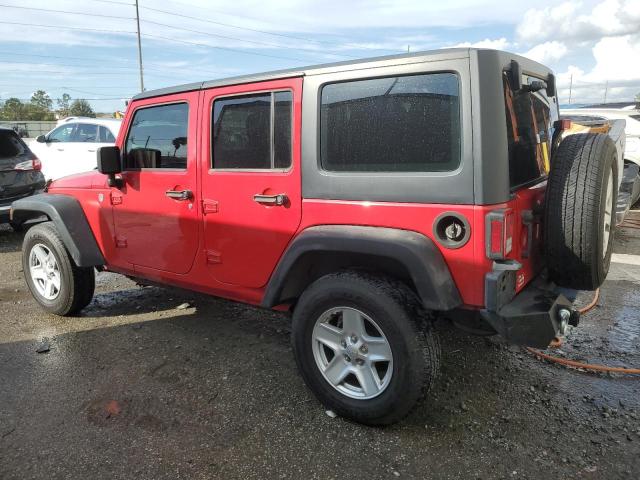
[525,288,640,375]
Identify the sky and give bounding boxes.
[0,0,639,113]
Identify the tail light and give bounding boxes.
[486,209,514,260]
[14,158,41,171]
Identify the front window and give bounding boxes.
[48,124,75,143]
[124,103,189,170]
[320,73,461,172]
[503,71,558,189]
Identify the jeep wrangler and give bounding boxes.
[11,49,624,425]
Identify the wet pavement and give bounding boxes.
[1,209,639,480]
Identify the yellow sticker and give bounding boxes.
[542,142,550,173]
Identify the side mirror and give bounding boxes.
[97,146,122,187]
[36,135,46,143]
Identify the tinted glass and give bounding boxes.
[274,91,292,168]
[99,126,116,143]
[503,72,555,188]
[72,123,99,142]
[212,91,292,169]
[48,124,75,143]
[124,103,189,169]
[0,130,27,158]
[320,73,460,172]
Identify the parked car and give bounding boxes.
[0,127,45,229]
[12,49,625,425]
[29,118,121,181]
[561,106,640,207]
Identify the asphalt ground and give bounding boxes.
[1,209,639,480]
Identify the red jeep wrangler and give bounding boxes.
[12,49,622,425]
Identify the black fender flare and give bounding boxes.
[11,193,105,267]
[261,225,462,311]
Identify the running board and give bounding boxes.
[616,163,640,225]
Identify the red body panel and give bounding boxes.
[47,78,546,311]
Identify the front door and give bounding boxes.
[111,92,200,274]
[200,78,302,288]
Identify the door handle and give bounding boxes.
[56,148,64,151]
[165,189,193,201]
[253,193,287,206]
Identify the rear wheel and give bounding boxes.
[545,133,618,290]
[22,221,95,316]
[292,271,440,425]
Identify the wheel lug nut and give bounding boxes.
[356,358,364,366]
[341,340,347,348]
[359,345,368,354]
[350,335,357,343]
[344,354,351,362]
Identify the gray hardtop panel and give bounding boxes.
[132,48,471,101]
[301,54,474,204]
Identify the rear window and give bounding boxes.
[503,72,557,189]
[124,103,189,170]
[0,130,27,159]
[320,73,461,172]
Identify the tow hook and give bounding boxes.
[558,308,580,334]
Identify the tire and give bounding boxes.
[22,221,95,316]
[292,271,440,425]
[545,133,618,290]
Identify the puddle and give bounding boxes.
[608,306,640,354]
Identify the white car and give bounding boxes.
[30,117,121,180]
[561,104,640,206]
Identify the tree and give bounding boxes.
[30,90,53,111]
[69,99,95,117]
[57,93,72,118]
[636,92,640,103]
[1,97,26,121]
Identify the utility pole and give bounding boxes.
[135,0,145,92]
[603,80,608,104]
[407,45,410,53]
[568,74,573,104]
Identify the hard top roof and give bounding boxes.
[132,48,472,101]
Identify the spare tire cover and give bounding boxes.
[544,132,618,290]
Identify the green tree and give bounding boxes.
[635,92,640,102]
[1,97,26,120]
[30,90,53,111]
[57,93,72,117]
[69,99,95,117]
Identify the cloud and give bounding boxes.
[517,0,640,44]
[452,37,510,49]
[521,41,568,64]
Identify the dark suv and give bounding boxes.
[0,127,45,229]
[11,49,623,425]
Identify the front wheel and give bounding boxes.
[292,271,440,425]
[22,221,95,316]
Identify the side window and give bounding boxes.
[72,123,99,142]
[320,73,461,172]
[124,103,189,170]
[99,126,116,143]
[503,72,555,189]
[48,124,75,143]
[212,91,292,169]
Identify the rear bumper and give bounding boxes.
[480,270,580,348]
[1,187,45,223]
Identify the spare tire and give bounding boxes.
[544,133,618,290]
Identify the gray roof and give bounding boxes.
[132,48,472,101]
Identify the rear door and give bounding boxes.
[200,78,302,288]
[502,71,558,289]
[110,92,200,274]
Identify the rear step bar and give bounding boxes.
[616,163,640,225]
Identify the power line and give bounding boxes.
[0,20,136,34]
[140,19,356,59]
[143,33,311,62]
[141,4,398,54]
[0,3,134,19]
